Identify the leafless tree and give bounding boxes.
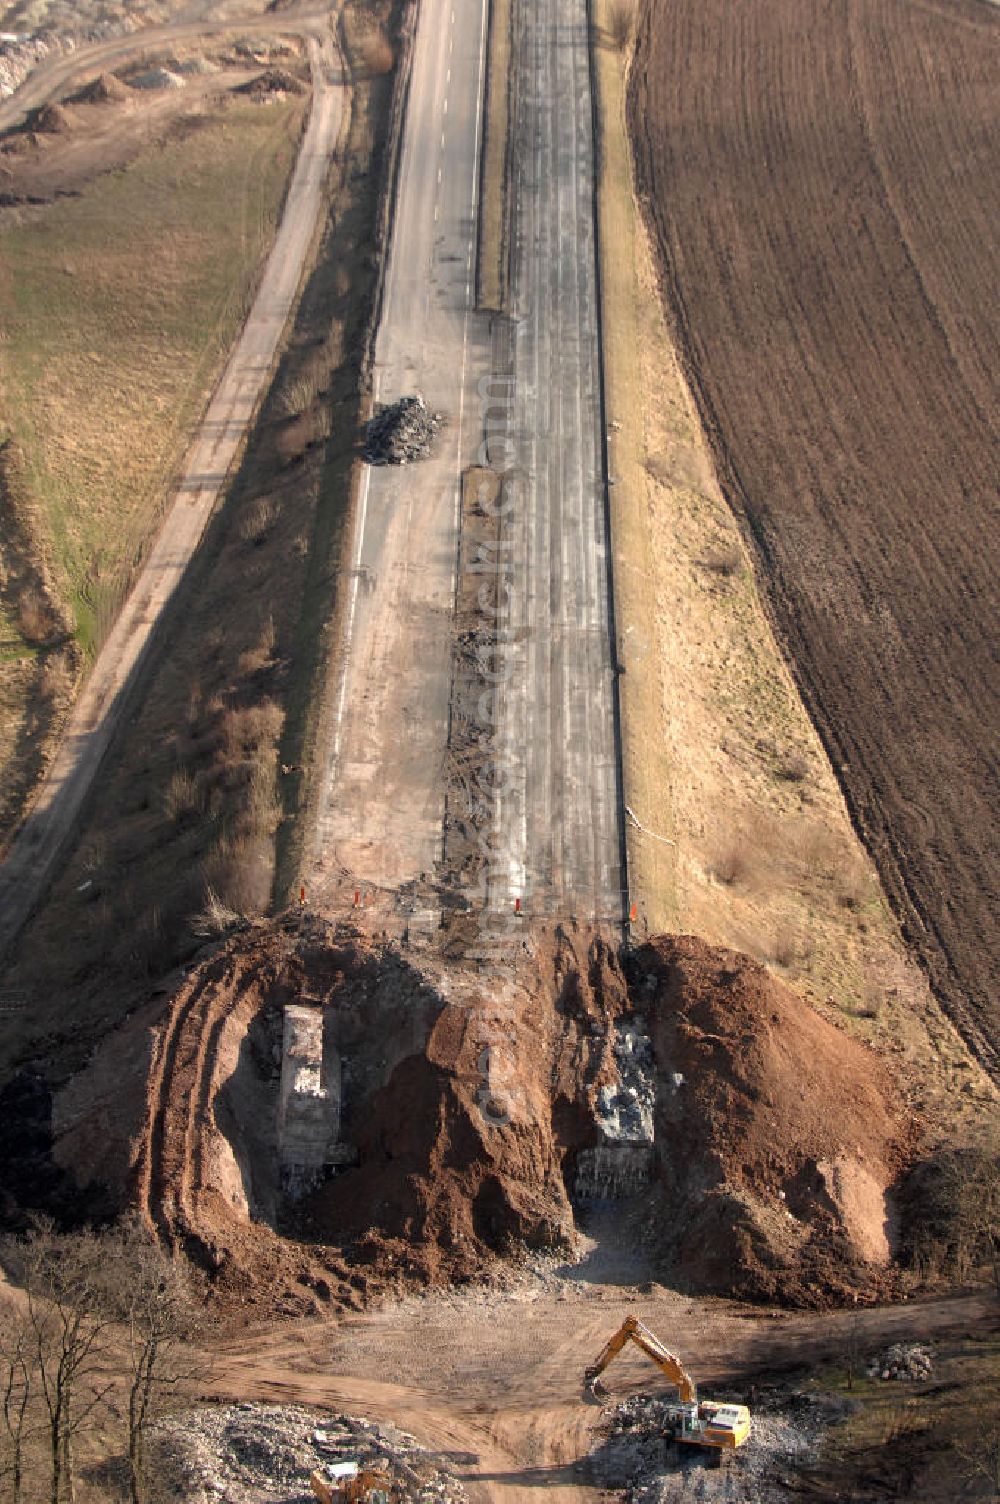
[0,1317,33,1502]
[3,1222,116,1504]
[101,1218,203,1504]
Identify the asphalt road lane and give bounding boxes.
[311,0,491,902]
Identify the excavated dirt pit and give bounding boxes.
[48,919,915,1315]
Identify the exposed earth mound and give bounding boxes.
[636,937,912,1305]
[237,68,307,99]
[70,72,131,104]
[46,921,913,1314]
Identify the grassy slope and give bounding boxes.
[0,96,305,656]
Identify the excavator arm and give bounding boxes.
[584,1316,697,1404]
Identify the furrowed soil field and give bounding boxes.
[629,0,1000,1072]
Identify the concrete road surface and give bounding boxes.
[487,0,624,920]
[0,29,344,958]
[314,0,624,927]
[311,0,492,902]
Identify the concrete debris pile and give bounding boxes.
[364,395,441,464]
[575,1016,655,1202]
[128,66,185,90]
[154,1404,470,1504]
[866,1342,933,1381]
[0,21,124,100]
[312,1413,469,1504]
[590,1390,839,1504]
[602,1017,656,1141]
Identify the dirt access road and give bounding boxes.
[0,6,330,132]
[313,0,624,928]
[0,15,344,959]
[211,1274,996,1504]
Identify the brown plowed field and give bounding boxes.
[629,0,1000,1071]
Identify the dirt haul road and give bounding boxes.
[0,8,331,133]
[314,0,624,928]
[0,23,344,959]
[211,1283,995,1504]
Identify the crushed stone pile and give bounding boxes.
[364,394,442,464]
[128,66,185,91]
[155,1403,470,1504]
[591,1389,851,1504]
[867,1342,933,1381]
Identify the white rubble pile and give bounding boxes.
[0,20,126,100]
[128,65,185,90]
[599,1017,656,1142]
[575,1017,656,1202]
[866,1342,933,1381]
[154,1403,471,1504]
[590,1389,848,1504]
[364,394,442,464]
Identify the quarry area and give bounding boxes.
[0,0,997,1501]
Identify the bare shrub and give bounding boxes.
[195,885,240,936]
[607,0,636,49]
[699,544,742,579]
[898,1147,1000,1287]
[768,921,811,970]
[237,495,276,545]
[775,749,810,783]
[219,699,284,762]
[202,835,272,916]
[17,587,57,646]
[163,767,200,824]
[237,615,278,676]
[709,833,753,886]
[358,27,394,76]
[275,372,319,419]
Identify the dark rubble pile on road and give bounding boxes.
[154,1403,471,1504]
[867,1342,934,1381]
[364,394,442,464]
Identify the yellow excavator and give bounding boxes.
[585,1315,751,1452]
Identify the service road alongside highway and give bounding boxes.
[0,28,345,958]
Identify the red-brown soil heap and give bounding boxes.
[629,0,1000,1073]
[638,937,912,1306]
[48,921,912,1314]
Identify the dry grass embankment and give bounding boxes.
[628,0,1000,1070]
[0,9,393,1087]
[0,92,306,846]
[477,0,513,311]
[588,0,997,1139]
